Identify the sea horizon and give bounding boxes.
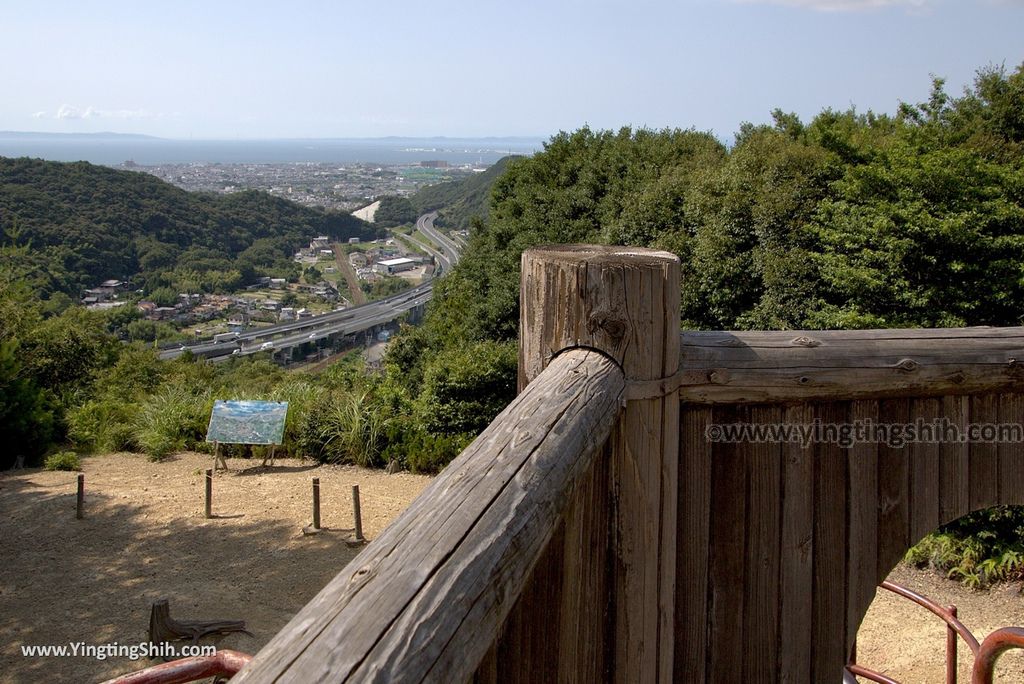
[0,131,546,166]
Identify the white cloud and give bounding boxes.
[733,0,930,11]
[52,104,158,120]
[31,111,47,119]
[56,104,87,119]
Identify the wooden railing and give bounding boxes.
[231,244,1024,683]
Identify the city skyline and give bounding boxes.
[2,0,1023,141]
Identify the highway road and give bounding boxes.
[160,213,459,361]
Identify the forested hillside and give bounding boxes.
[0,157,377,300]
[388,64,1024,428]
[410,156,515,230]
[379,65,1024,583]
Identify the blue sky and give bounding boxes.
[2,0,1022,140]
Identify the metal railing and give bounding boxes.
[847,580,1024,684]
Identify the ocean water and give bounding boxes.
[0,135,543,166]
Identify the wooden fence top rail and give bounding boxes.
[679,327,1024,404]
[233,348,624,683]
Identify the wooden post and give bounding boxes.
[520,245,681,683]
[205,469,213,519]
[351,485,363,542]
[76,474,85,520]
[312,478,321,530]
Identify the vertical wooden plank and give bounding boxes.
[557,439,613,684]
[778,402,814,684]
[742,405,782,684]
[657,284,680,684]
[876,398,911,583]
[939,395,970,525]
[846,399,878,660]
[611,399,661,684]
[909,398,941,545]
[490,521,566,684]
[471,645,498,684]
[658,394,680,684]
[811,402,849,683]
[997,393,1024,506]
[675,405,712,684]
[969,394,999,511]
[707,405,748,684]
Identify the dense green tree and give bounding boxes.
[374,196,418,228]
[0,339,54,466]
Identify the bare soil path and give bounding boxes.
[0,452,430,683]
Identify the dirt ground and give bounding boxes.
[855,564,1024,682]
[3,453,1024,683]
[0,452,431,684]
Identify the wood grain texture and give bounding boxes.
[742,405,782,683]
[811,402,848,683]
[233,350,624,684]
[909,398,941,545]
[939,395,971,525]
[998,393,1024,506]
[706,405,748,684]
[555,439,614,683]
[876,399,911,583]
[970,393,999,511]
[520,243,681,684]
[777,402,815,684]
[674,406,712,684]
[679,329,1024,404]
[845,399,879,660]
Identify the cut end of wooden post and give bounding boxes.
[519,243,680,390]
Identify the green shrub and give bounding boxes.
[66,397,140,453]
[270,378,327,459]
[135,385,212,460]
[44,451,81,471]
[387,430,470,474]
[905,506,1024,588]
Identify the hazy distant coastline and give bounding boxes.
[0,132,544,166]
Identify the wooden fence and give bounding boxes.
[233,245,1024,683]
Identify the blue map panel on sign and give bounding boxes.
[206,400,289,445]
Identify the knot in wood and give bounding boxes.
[790,336,821,348]
[895,358,919,373]
[587,310,627,341]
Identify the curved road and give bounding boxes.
[160,212,459,361]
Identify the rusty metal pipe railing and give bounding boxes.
[99,649,252,684]
[847,580,981,684]
[971,627,1024,684]
[879,580,982,657]
[846,662,901,684]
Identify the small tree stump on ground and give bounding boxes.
[148,599,252,652]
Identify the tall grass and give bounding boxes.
[135,385,213,460]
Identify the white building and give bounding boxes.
[373,257,417,276]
